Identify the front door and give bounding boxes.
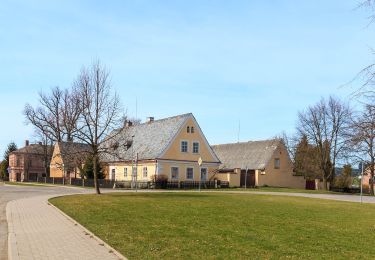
[200,168,207,181]
[240,170,255,187]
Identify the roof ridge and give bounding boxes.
[127,113,192,128]
[212,139,280,147]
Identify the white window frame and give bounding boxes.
[124,167,128,178]
[191,126,195,133]
[171,166,179,180]
[192,141,200,154]
[143,167,148,178]
[186,167,194,180]
[200,167,208,181]
[181,140,188,153]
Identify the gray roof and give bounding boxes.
[101,113,192,162]
[212,139,281,170]
[57,142,92,167]
[12,144,52,155]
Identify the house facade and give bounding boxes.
[50,142,91,179]
[212,140,306,188]
[101,113,221,182]
[8,140,51,182]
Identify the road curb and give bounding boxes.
[48,196,127,260]
[6,201,20,260]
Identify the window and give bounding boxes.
[124,167,128,177]
[171,167,179,180]
[111,169,116,180]
[181,141,188,153]
[193,142,199,153]
[143,167,148,178]
[200,168,207,180]
[191,127,195,133]
[186,167,194,180]
[274,158,280,169]
[187,126,190,133]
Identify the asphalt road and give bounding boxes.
[0,184,90,260]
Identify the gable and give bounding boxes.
[50,143,63,166]
[160,116,220,163]
[264,143,293,171]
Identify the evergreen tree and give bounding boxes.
[0,142,18,178]
[81,155,104,179]
[334,164,352,188]
[294,135,322,180]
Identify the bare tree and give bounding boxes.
[350,104,375,195]
[24,86,64,142]
[297,96,352,190]
[73,61,124,194]
[61,88,81,142]
[24,86,80,143]
[33,129,54,177]
[276,131,299,163]
[351,1,375,103]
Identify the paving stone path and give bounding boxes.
[1,184,126,260]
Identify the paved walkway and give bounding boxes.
[2,185,126,260]
[0,184,91,260]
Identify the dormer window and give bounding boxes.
[187,126,190,133]
[191,127,195,133]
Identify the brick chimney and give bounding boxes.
[25,140,29,146]
[125,120,133,127]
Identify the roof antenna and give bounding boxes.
[135,97,138,120]
[237,120,240,143]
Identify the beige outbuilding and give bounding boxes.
[212,139,306,188]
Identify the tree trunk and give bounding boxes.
[322,176,328,190]
[93,153,101,195]
[371,168,375,196]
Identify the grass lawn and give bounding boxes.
[50,192,375,259]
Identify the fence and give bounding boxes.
[28,177,229,190]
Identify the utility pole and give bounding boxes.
[360,161,364,204]
[244,166,248,189]
[237,120,240,143]
[135,153,138,193]
[131,135,135,190]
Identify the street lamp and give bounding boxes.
[198,157,202,192]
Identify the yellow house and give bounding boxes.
[50,142,91,179]
[212,139,306,188]
[101,113,221,183]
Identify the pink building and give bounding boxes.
[9,140,51,182]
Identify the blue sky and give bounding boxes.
[0,0,374,156]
